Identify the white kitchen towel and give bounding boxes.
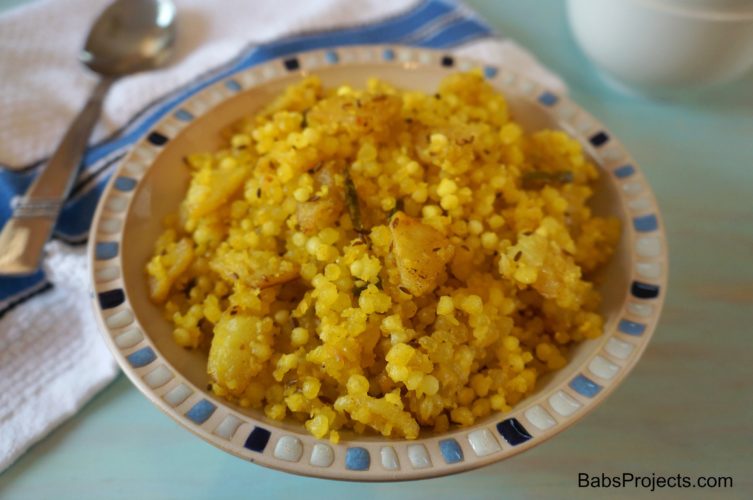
[0,0,565,472]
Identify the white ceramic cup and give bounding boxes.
[567,0,753,93]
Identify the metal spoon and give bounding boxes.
[0,0,176,275]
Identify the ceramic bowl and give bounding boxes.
[567,0,753,93]
[88,45,667,481]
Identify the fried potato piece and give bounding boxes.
[297,162,345,234]
[210,249,299,290]
[389,212,454,296]
[297,197,343,235]
[307,93,402,136]
[184,161,249,220]
[208,313,275,396]
[147,235,195,303]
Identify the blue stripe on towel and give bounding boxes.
[416,18,491,48]
[0,272,49,318]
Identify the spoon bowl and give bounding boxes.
[80,0,177,76]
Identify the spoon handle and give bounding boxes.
[0,77,114,276]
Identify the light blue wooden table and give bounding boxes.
[1,1,752,498]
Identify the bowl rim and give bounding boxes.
[630,0,753,21]
[88,44,668,481]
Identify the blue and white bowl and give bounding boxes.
[88,45,667,481]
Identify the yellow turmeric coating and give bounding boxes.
[146,71,620,441]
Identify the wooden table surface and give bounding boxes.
[1,0,752,498]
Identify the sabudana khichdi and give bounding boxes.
[146,71,620,442]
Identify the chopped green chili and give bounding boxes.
[344,166,366,234]
[521,170,573,189]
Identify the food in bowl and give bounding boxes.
[146,71,620,442]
